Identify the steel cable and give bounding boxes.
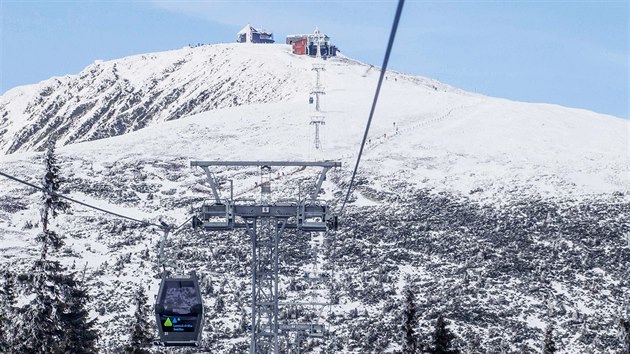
[339,0,405,215]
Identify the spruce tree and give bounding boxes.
[543,323,556,354]
[621,317,630,354]
[14,138,71,353]
[429,315,460,354]
[402,286,417,354]
[0,270,18,350]
[14,138,99,353]
[0,307,5,350]
[125,286,153,354]
[0,275,7,328]
[60,266,100,353]
[0,320,5,351]
[215,295,225,313]
[2,271,17,306]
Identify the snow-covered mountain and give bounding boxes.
[0,44,314,154]
[0,43,628,353]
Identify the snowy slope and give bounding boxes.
[2,44,626,200]
[0,44,313,154]
[0,43,629,353]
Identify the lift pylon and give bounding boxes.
[191,160,340,354]
[310,116,326,150]
[310,62,326,150]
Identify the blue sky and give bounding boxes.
[1,0,628,118]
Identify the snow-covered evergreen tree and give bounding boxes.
[402,285,417,354]
[38,137,70,260]
[124,285,153,354]
[0,308,5,350]
[60,266,100,353]
[543,323,557,354]
[14,138,71,353]
[13,138,98,353]
[0,270,17,350]
[215,295,225,313]
[13,258,70,352]
[429,315,460,354]
[2,271,17,307]
[619,317,629,354]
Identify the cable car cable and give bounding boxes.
[0,169,165,229]
[173,216,194,231]
[339,0,405,215]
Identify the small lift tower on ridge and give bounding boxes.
[310,62,326,150]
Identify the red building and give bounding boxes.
[291,38,307,55]
[286,28,338,58]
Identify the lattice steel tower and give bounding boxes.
[191,160,340,354]
[310,63,326,149]
[311,63,325,112]
[310,116,325,150]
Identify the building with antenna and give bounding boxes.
[237,24,275,44]
[286,28,338,58]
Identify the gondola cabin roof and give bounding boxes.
[154,272,204,347]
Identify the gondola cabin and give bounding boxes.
[154,272,204,346]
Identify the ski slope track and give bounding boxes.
[0,43,628,353]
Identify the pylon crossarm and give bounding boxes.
[310,167,331,203]
[200,166,221,203]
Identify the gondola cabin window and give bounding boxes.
[159,280,200,332]
[155,273,204,346]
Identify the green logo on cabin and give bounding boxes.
[164,318,173,327]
